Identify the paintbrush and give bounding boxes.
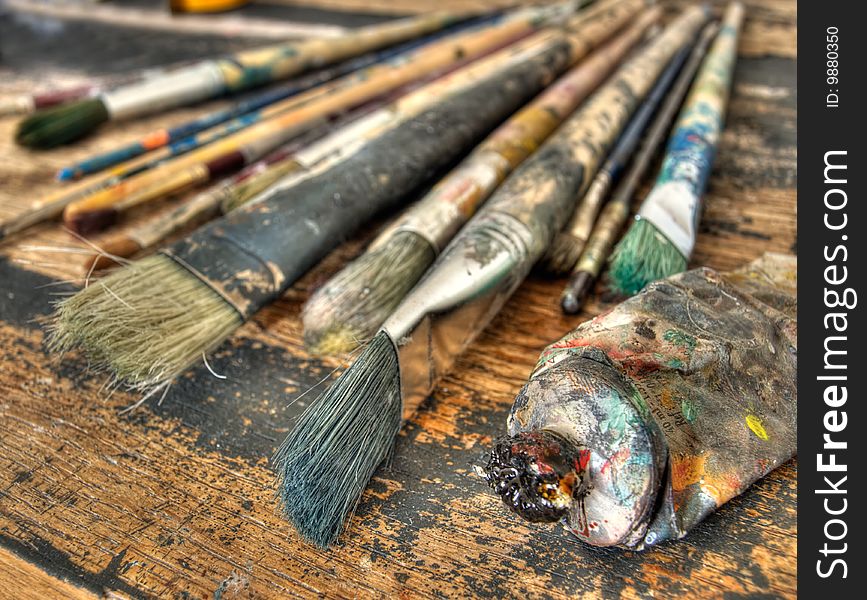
[541,27,696,276]
[56,14,501,182]
[301,3,660,355]
[272,5,710,549]
[82,94,398,272]
[0,13,537,244]
[561,22,720,314]
[58,3,572,235]
[608,2,744,296]
[15,10,472,148]
[48,0,631,401]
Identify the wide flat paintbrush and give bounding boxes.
[56,14,500,182]
[272,5,710,549]
[15,10,471,148]
[608,2,744,296]
[541,26,696,276]
[49,0,626,400]
[58,3,572,235]
[302,1,659,355]
[561,22,720,313]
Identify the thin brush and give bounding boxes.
[608,2,744,296]
[83,95,394,272]
[302,4,660,355]
[56,15,500,182]
[15,10,472,148]
[561,22,720,313]
[274,6,711,549]
[50,0,626,399]
[541,30,695,275]
[58,4,568,235]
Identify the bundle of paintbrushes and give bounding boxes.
[80,101,381,272]
[15,10,471,148]
[302,2,662,355]
[274,5,710,549]
[561,21,720,313]
[50,0,644,402]
[484,252,794,549]
[0,3,563,241]
[55,13,502,182]
[608,2,744,296]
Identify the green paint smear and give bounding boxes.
[681,397,697,423]
[664,329,697,353]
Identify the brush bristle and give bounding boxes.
[273,331,402,548]
[16,98,109,149]
[83,235,143,273]
[608,217,687,296]
[540,232,585,276]
[303,231,435,355]
[48,254,241,395]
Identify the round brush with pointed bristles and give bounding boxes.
[49,5,614,399]
[274,5,711,549]
[302,3,661,355]
[15,10,471,149]
[16,99,110,149]
[608,2,744,296]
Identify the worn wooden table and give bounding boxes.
[0,1,796,598]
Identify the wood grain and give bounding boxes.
[0,1,797,598]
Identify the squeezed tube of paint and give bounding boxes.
[484,253,797,548]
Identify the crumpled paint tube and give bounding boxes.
[484,253,796,549]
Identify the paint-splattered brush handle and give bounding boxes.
[369,3,660,255]
[635,2,745,261]
[380,5,710,420]
[562,22,721,310]
[83,11,471,123]
[0,84,99,117]
[557,35,696,251]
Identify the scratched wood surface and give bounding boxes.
[0,1,796,598]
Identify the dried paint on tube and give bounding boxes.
[484,253,797,548]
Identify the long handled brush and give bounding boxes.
[57,3,573,235]
[608,2,744,296]
[541,24,696,276]
[272,5,710,549]
[561,22,721,313]
[15,10,472,148]
[81,101,385,272]
[48,0,629,400]
[2,9,544,243]
[301,2,659,355]
[56,14,500,182]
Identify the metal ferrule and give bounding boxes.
[382,210,535,421]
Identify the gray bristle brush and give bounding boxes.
[48,1,633,399]
[274,5,710,549]
[301,2,661,355]
[608,2,743,296]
